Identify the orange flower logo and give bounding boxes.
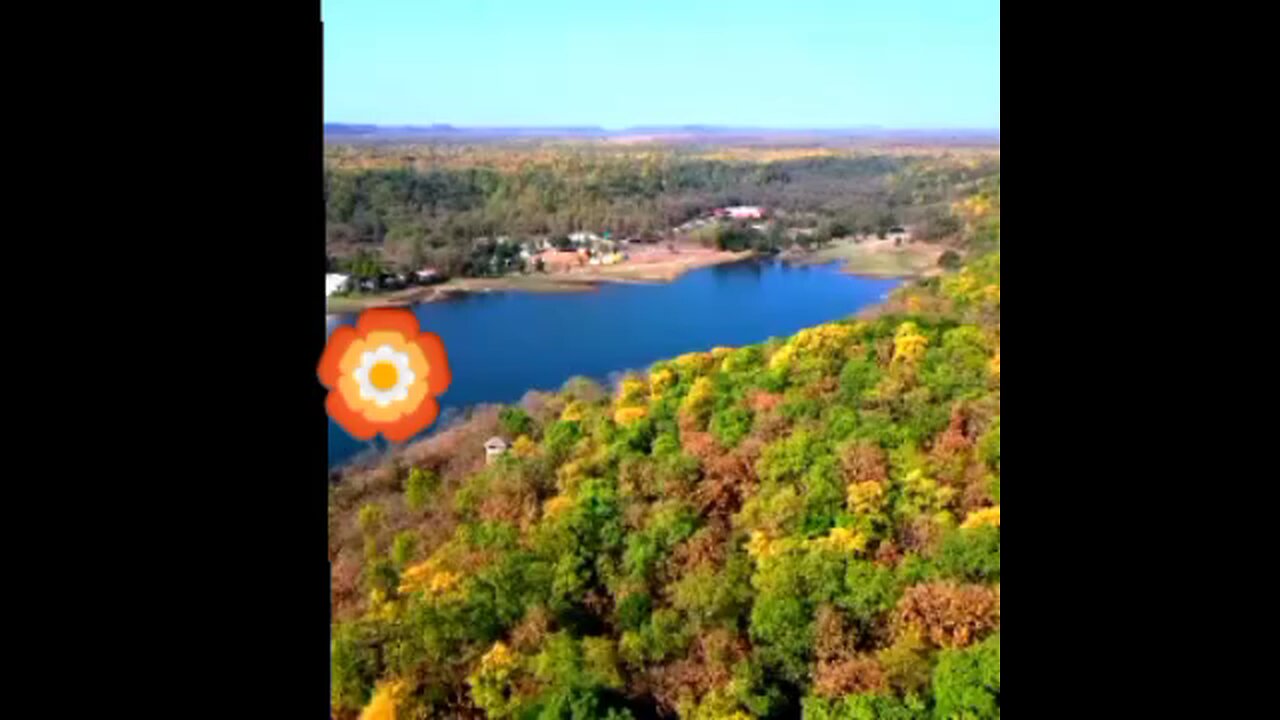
[318,308,451,443]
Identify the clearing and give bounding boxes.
[782,237,946,278]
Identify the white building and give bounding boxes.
[724,206,765,219]
[325,273,350,297]
[484,436,509,465]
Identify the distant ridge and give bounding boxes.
[325,123,611,138]
[323,123,999,143]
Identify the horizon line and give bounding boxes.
[324,122,1000,132]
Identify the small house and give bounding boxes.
[484,436,509,465]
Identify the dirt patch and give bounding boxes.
[782,238,946,278]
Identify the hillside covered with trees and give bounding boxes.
[325,143,1000,277]
[328,200,1002,719]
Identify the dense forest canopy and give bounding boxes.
[324,143,1000,277]
[328,168,1001,718]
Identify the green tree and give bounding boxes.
[346,248,385,282]
[331,622,382,713]
[405,467,439,511]
[932,633,1000,720]
[936,526,1000,583]
[500,406,535,438]
[391,531,417,567]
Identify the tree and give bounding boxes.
[932,633,1000,720]
[936,526,1000,582]
[346,248,385,283]
[763,222,785,253]
[938,250,962,270]
[897,582,999,648]
[876,213,898,239]
[391,531,417,567]
[918,208,962,241]
[331,622,383,713]
[405,467,438,510]
[500,407,535,438]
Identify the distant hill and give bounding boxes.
[324,123,610,140]
[324,123,998,144]
[323,123,381,135]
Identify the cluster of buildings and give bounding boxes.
[325,207,776,296]
[325,267,442,298]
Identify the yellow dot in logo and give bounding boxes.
[368,361,398,390]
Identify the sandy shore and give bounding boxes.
[326,247,755,313]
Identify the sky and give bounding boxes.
[323,0,999,129]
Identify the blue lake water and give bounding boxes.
[325,260,900,468]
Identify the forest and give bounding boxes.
[325,144,1000,277]
[327,177,1001,719]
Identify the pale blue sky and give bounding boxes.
[323,0,999,128]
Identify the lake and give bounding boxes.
[325,260,901,468]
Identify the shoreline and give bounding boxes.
[327,255,918,476]
[326,249,756,313]
[326,249,940,475]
